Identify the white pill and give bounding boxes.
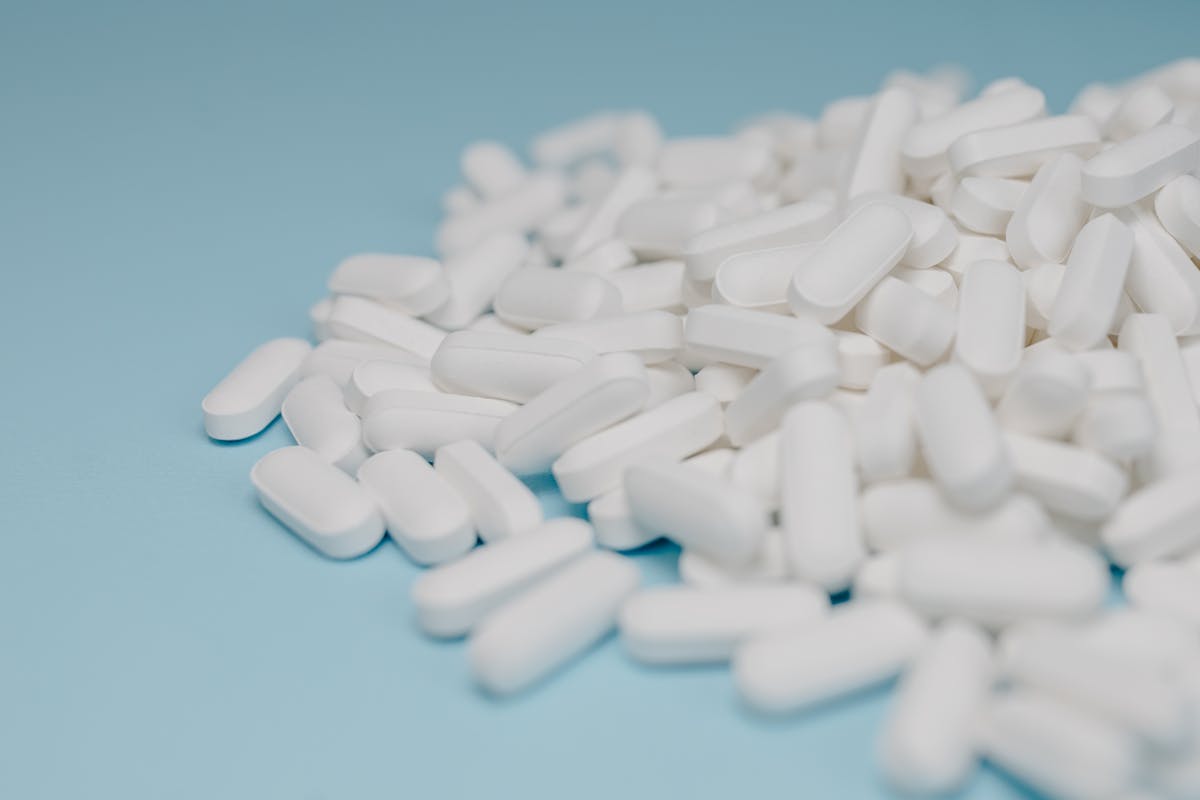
[711,242,820,312]
[552,391,723,502]
[300,339,425,386]
[327,254,450,316]
[1047,214,1134,351]
[902,84,1046,178]
[280,375,368,473]
[1105,84,1175,141]
[534,311,683,364]
[1119,313,1200,432]
[469,550,640,695]
[684,305,834,369]
[251,446,385,559]
[656,137,771,188]
[788,203,913,324]
[615,196,721,260]
[1006,432,1128,521]
[460,141,526,199]
[1102,469,1200,566]
[493,267,621,330]
[948,115,1101,178]
[620,585,829,665]
[411,517,593,637]
[694,362,757,404]
[1081,123,1200,207]
[853,362,919,483]
[916,364,1013,512]
[607,260,686,313]
[430,330,596,405]
[494,353,649,475]
[625,460,768,565]
[855,277,956,367]
[1076,349,1144,393]
[425,232,529,330]
[836,330,891,390]
[780,402,866,591]
[356,449,475,564]
[1074,392,1157,462]
[643,361,694,409]
[531,112,620,167]
[848,192,959,269]
[361,390,515,458]
[202,338,312,440]
[435,172,564,256]
[948,176,1026,235]
[1124,561,1200,629]
[897,537,1108,629]
[954,260,1025,397]
[997,345,1090,438]
[976,689,1142,800]
[893,266,958,308]
[344,360,436,415]
[939,232,1010,283]
[1070,82,1122,126]
[326,296,445,361]
[1155,173,1200,258]
[878,621,994,796]
[840,87,919,204]
[1137,429,1200,485]
[734,601,928,714]
[434,440,542,543]
[861,479,1049,553]
[587,486,655,552]
[1074,608,1200,676]
[560,238,636,274]
[729,430,780,510]
[1005,153,1088,269]
[1115,203,1200,334]
[724,344,839,446]
[852,553,901,600]
[683,199,835,282]
[677,528,792,588]
[779,149,846,201]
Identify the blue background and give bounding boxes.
[2,1,1196,797]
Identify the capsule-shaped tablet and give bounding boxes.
[433,440,542,543]
[493,267,621,330]
[724,343,839,446]
[1105,84,1175,141]
[694,362,757,404]
[1005,153,1088,269]
[435,172,565,256]
[357,450,475,565]
[567,167,658,259]
[620,585,829,665]
[411,517,594,637]
[534,311,683,364]
[327,253,449,316]
[852,553,901,600]
[712,243,820,312]
[916,364,1013,512]
[625,460,768,565]
[1115,204,1200,335]
[897,537,1108,629]
[494,353,649,475]
[430,330,596,405]
[1047,214,1134,351]
[948,115,1101,178]
[780,402,866,592]
[361,390,516,458]
[1124,561,1200,629]
[656,137,771,188]
[1119,313,1200,431]
[251,446,385,559]
[643,361,694,408]
[280,375,369,473]
[855,277,956,367]
[1081,123,1200,208]
[849,192,958,269]
[1155,173,1200,258]
[996,345,1090,438]
[202,338,312,440]
[1102,469,1200,566]
[326,296,446,361]
[878,621,994,796]
[587,486,656,552]
[683,200,835,282]
[1074,608,1200,676]
[892,266,957,308]
[460,140,526,199]
[684,305,834,369]
[729,430,780,510]
[836,330,890,390]
[939,232,1010,282]
[860,479,1050,552]
[552,391,723,502]
[606,260,686,313]
[344,360,437,415]
[954,260,1025,397]
[840,87,919,204]
[677,528,793,588]
[425,232,530,330]
[299,339,425,386]
[853,363,920,483]
[1073,392,1157,462]
[1006,432,1128,521]
[615,196,721,260]
[469,551,640,695]
[948,177,1026,236]
[734,601,929,714]
[788,204,913,324]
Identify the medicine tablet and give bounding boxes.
[1123,561,1200,629]
[327,253,450,316]
[1154,173,1200,258]
[431,330,597,404]
[493,267,622,330]
[1101,468,1200,566]
[202,338,312,440]
[1115,204,1200,335]
[656,137,771,188]
[361,390,516,458]
[1005,432,1128,521]
[954,260,1025,397]
[996,345,1090,439]
[1047,213,1134,351]
[534,311,683,364]
[840,87,919,204]
[1005,153,1088,269]
[344,360,437,415]
[435,172,564,256]
[425,232,530,330]
[948,177,1026,236]
[684,200,835,282]
[677,528,792,588]
[327,295,446,361]
[948,115,1101,178]
[712,242,820,312]
[1080,123,1200,208]
[684,305,834,369]
[855,277,956,367]
[606,260,686,313]
[434,440,542,543]
[615,195,721,259]
[280,375,369,473]
[300,339,425,386]
[724,343,840,445]
[567,167,658,259]
[847,192,958,269]
[853,362,920,483]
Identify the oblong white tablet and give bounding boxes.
[615,195,721,259]
[411,517,594,637]
[684,305,834,369]
[694,362,757,404]
[939,232,1010,282]
[1105,84,1174,141]
[493,267,622,330]
[1101,469,1200,566]
[344,360,437,415]
[733,601,929,714]
[788,203,913,324]
[435,172,564,256]
[620,585,829,665]
[567,166,657,259]
[1118,313,1200,432]
[425,232,529,330]
[1005,432,1128,522]
[947,115,1101,178]
[434,440,542,543]
[326,295,446,361]
[534,311,683,364]
[1073,392,1157,462]
[948,177,1026,236]
[1005,153,1089,269]
[643,361,694,408]
[1115,204,1200,335]
[853,362,920,483]
[468,551,640,695]
[430,330,597,404]
[954,260,1025,397]
[836,330,891,390]
[915,364,1013,512]
[327,253,449,315]
[280,375,369,473]
[684,199,836,282]
[677,528,792,588]
[357,449,475,564]
[1048,214,1134,350]
[251,446,385,559]
[1123,561,1200,629]
[855,277,956,367]
[730,430,780,510]
[724,343,840,446]
[848,192,958,269]
[996,345,1090,439]
[299,339,425,386]
[552,391,724,502]
[606,260,686,313]
[1081,123,1200,208]
[494,353,649,475]
[624,460,768,565]
[202,338,312,440]
[1154,173,1200,258]
[712,243,820,312]
[840,87,919,203]
[361,390,516,457]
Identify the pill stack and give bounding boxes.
[202,59,1200,799]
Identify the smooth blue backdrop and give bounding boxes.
[2,1,1196,797]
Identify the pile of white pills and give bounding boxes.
[203,59,1200,799]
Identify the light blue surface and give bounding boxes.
[2,1,1196,797]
